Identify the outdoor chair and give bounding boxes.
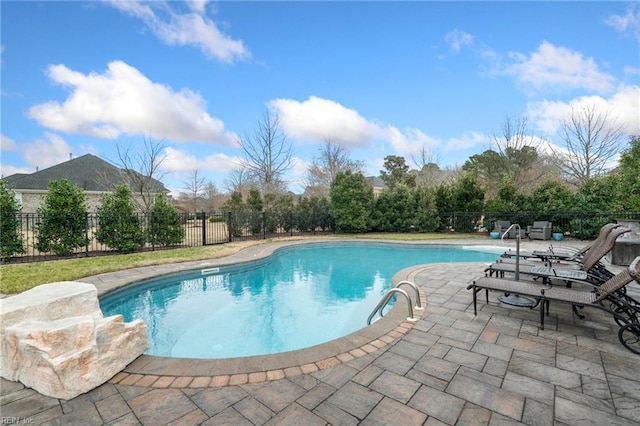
[502,223,621,262]
[493,220,523,239]
[487,226,631,286]
[527,221,552,240]
[467,256,640,354]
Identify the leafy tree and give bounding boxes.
[569,177,618,239]
[96,184,146,252]
[148,193,185,247]
[614,135,640,210]
[36,179,89,256]
[413,186,440,232]
[296,196,333,232]
[451,174,485,232]
[222,191,246,238]
[330,171,374,233]
[372,184,414,232]
[380,155,415,191]
[0,180,24,259]
[246,187,264,234]
[434,183,454,231]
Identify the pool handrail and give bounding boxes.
[367,288,416,325]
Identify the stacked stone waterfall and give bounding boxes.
[0,282,148,400]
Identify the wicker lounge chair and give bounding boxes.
[467,256,640,354]
[502,223,621,262]
[487,226,631,285]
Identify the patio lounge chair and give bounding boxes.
[527,221,552,240]
[467,256,640,354]
[502,223,621,262]
[487,226,631,285]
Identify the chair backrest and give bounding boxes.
[495,220,510,229]
[595,255,640,301]
[630,256,640,282]
[532,221,550,228]
[575,223,621,257]
[581,226,631,271]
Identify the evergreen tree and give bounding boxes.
[148,193,185,247]
[0,180,24,259]
[36,179,89,256]
[96,184,146,252]
[330,171,374,233]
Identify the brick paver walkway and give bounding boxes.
[2,238,639,425]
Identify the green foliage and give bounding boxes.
[567,177,620,239]
[380,155,415,190]
[223,191,245,237]
[148,193,185,247]
[434,184,454,231]
[268,193,295,232]
[247,187,264,234]
[371,184,415,232]
[615,135,640,210]
[295,196,333,232]
[451,174,485,232]
[96,185,146,252]
[413,186,440,232]
[330,171,374,233]
[0,181,24,259]
[36,179,89,256]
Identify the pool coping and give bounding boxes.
[84,238,483,388]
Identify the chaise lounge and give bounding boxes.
[467,256,640,354]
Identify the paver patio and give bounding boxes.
[2,238,639,425]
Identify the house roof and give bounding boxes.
[2,154,166,193]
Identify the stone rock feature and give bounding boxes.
[0,281,147,400]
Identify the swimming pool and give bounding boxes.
[100,242,499,359]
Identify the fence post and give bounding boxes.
[260,212,264,240]
[201,211,207,246]
[85,212,89,257]
[227,212,233,243]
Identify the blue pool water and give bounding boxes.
[100,242,499,359]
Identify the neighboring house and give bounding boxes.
[366,176,385,196]
[2,154,166,212]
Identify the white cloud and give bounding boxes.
[604,7,640,39]
[28,61,236,144]
[1,134,17,151]
[269,96,481,162]
[445,29,473,52]
[501,41,616,94]
[21,133,74,170]
[268,96,381,147]
[107,0,249,63]
[526,84,640,135]
[163,146,240,174]
[443,132,488,151]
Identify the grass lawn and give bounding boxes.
[0,233,482,295]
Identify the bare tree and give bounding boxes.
[114,137,167,212]
[551,104,626,185]
[489,115,545,187]
[223,167,254,195]
[304,138,365,195]
[411,145,443,187]
[236,111,293,194]
[181,169,207,213]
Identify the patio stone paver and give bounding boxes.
[2,238,639,425]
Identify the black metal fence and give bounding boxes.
[442,210,640,238]
[3,211,335,263]
[2,210,638,263]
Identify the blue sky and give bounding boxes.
[2,1,639,195]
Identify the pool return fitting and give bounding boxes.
[367,280,422,325]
